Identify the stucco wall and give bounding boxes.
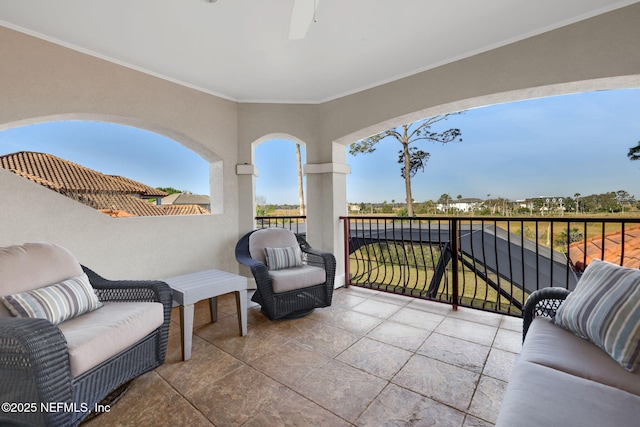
[0,26,241,279]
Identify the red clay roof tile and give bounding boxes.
[568,225,640,269]
[0,151,205,217]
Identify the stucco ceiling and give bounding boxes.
[0,0,637,103]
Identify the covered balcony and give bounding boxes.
[1,1,640,426]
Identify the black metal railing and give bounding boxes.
[255,215,307,234]
[340,216,640,317]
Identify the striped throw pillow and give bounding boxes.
[1,273,103,325]
[555,259,640,372]
[264,246,302,270]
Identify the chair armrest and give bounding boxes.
[522,287,571,342]
[0,317,72,421]
[296,234,337,272]
[235,252,271,289]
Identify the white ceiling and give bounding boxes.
[1,0,637,103]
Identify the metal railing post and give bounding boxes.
[450,218,459,310]
[342,216,351,287]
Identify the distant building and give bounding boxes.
[161,192,211,212]
[519,196,566,213]
[0,151,208,216]
[438,198,483,212]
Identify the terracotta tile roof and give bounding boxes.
[0,151,165,196]
[0,151,204,217]
[107,175,168,197]
[81,193,167,217]
[568,225,640,270]
[159,204,210,215]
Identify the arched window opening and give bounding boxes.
[0,121,211,217]
[347,89,640,217]
[255,139,306,217]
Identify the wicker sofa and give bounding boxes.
[496,260,640,427]
[0,242,172,427]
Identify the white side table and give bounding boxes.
[164,269,247,361]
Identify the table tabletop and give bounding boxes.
[164,269,247,306]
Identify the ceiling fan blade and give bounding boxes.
[288,0,320,40]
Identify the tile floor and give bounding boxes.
[82,286,523,426]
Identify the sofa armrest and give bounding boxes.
[81,265,172,365]
[81,265,172,306]
[0,317,73,426]
[522,287,571,342]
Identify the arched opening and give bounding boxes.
[254,137,307,218]
[346,88,640,214]
[0,119,214,217]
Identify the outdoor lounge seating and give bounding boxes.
[495,260,640,427]
[235,228,336,320]
[0,242,172,427]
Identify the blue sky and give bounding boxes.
[1,88,639,205]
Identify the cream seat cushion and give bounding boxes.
[269,265,326,293]
[58,301,164,378]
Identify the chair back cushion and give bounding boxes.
[0,242,84,318]
[249,228,299,264]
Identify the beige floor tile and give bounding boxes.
[463,414,494,427]
[407,298,457,316]
[393,354,480,411]
[492,328,522,354]
[499,315,523,333]
[276,317,361,357]
[184,365,294,426]
[467,375,508,424]
[249,340,332,388]
[83,371,213,427]
[448,306,503,327]
[483,348,517,382]
[370,291,413,306]
[197,318,292,363]
[435,317,498,347]
[352,298,404,318]
[337,337,413,380]
[367,320,432,351]
[389,306,446,330]
[418,332,490,374]
[308,306,384,335]
[294,360,387,422]
[157,334,245,394]
[356,383,465,427]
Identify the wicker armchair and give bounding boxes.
[235,228,336,320]
[522,286,571,342]
[0,243,172,427]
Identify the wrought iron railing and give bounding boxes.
[255,215,307,234]
[254,214,640,317]
[340,216,640,317]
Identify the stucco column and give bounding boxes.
[304,156,350,288]
[236,164,258,235]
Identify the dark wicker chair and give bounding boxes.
[235,228,336,320]
[0,265,172,427]
[522,286,571,342]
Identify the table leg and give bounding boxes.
[236,289,247,336]
[209,296,218,323]
[179,304,194,361]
